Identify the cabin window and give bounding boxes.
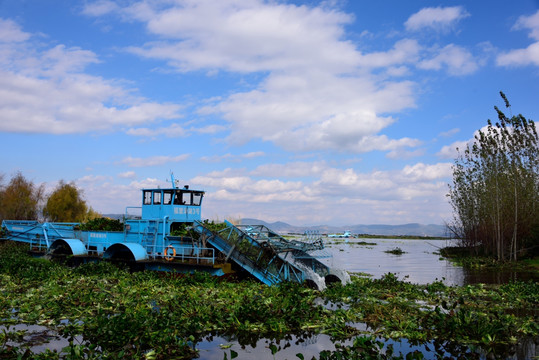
[192,192,203,206]
[163,190,173,205]
[173,190,183,205]
[182,192,191,205]
[173,190,192,205]
[153,191,161,205]
[143,191,152,205]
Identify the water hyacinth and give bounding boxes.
[0,241,537,359]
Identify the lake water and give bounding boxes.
[322,237,538,286]
[323,238,462,285]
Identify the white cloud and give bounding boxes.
[193,124,227,134]
[497,10,539,67]
[120,154,190,167]
[0,19,182,135]
[118,171,136,179]
[77,159,453,225]
[82,0,120,16]
[356,39,421,68]
[497,42,539,67]
[386,148,425,160]
[211,71,419,153]
[418,44,479,75]
[251,161,328,177]
[192,161,453,224]
[85,0,422,154]
[405,6,470,32]
[127,123,188,138]
[437,141,462,159]
[437,124,495,160]
[243,151,265,159]
[123,0,358,74]
[0,18,30,42]
[514,10,539,41]
[76,176,169,214]
[401,162,452,181]
[438,128,460,137]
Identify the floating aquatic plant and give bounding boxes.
[0,242,537,359]
[384,247,406,255]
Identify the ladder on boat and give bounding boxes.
[192,220,332,287]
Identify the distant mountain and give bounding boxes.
[98,216,447,237]
[240,218,447,237]
[102,214,124,220]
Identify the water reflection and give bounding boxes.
[198,332,336,360]
[196,332,536,360]
[0,323,73,354]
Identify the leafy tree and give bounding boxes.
[82,206,102,222]
[448,92,539,260]
[43,180,88,222]
[0,172,44,221]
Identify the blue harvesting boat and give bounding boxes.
[1,174,348,289]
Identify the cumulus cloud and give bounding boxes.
[405,6,470,32]
[514,9,539,41]
[497,10,539,67]
[83,0,422,154]
[497,43,539,67]
[356,39,421,68]
[76,175,169,213]
[123,0,358,74]
[192,161,453,224]
[0,18,30,42]
[401,162,452,181]
[210,71,419,153]
[0,19,181,134]
[418,44,479,75]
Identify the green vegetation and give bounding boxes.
[384,247,405,255]
[354,241,377,246]
[0,173,99,223]
[441,246,539,276]
[1,242,537,359]
[76,217,124,232]
[326,239,377,246]
[43,181,88,222]
[448,92,539,261]
[0,172,44,222]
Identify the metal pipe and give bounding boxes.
[42,223,50,249]
[162,216,168,255]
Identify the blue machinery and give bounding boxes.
[1,176,347,289]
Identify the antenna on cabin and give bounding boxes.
[168,171,180,190]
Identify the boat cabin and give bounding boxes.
[141,185,205,223]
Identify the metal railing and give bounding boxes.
[145,244,216,264]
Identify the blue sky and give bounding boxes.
[1,0,538,226]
